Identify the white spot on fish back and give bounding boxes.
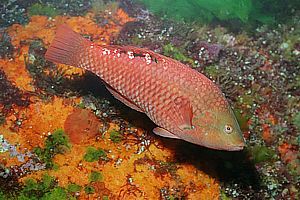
[128,51,134,59]
[145,53,151,64]
[102,48,110,55]
[90,44,94,49]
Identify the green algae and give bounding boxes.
[28,3,60,17]
[41,187,69,200]
[163,44,195,66]
[34,129,71,169]
[203,65,221,78]
[220,190,232,200]
[84,185,95,194]
[137,0,299,27]
[292,112,300,130]
[83,146,107,162]
[19,174,63,200]
[89,171,103,182]
[249,145,277,164]
[67,184,81,193]
[137,0,252,23]
[109,130,123,143]
[103,196,109,200]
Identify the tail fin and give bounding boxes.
[45,24,90,66]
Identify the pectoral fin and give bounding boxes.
[173,96,194,130]
[153,127,180,139]
[105,84,143,113]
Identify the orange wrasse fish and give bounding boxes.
[45,25,245,151]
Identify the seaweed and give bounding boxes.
[83,146,108,162]
[34,129,71,169]
[38,0,92,17]
[0,32,14,59]
[0,173,79,199]
[136,0,300,27]
[0,0,30,27]
[25,40,85,98]
[163,44,195,66]
[137,0,251,22]
[249,145,277,164]
[109,129,123,143]
[0,69,30,116]
[292,112,300,130]
[67,184,81,193]
[89,171,103,182]
[84,185,95,194]
[0,165,22,199]
[18,174,77,200]
[28,3,61,17]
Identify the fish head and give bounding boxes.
[190,107,245,151]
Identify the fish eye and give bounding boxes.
[224,124,233,134]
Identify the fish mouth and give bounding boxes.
[226,142,245,151]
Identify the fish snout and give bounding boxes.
[226,142,245,151]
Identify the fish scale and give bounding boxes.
[45,25,245,151]
[80,45,188,132]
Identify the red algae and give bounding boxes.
[64,108,101,144]
[18,97,80,149]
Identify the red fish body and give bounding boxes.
[45,25,245,151]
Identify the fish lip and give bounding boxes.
[227,143,245,151]
[225,143,246,151]
[228,145,244,151]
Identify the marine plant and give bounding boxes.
[136,0,299,26]
[0,69,30,115]
[292,112,300,130]
[83,146,108,162]
[28,3,60,17]
[67,184,82,193]
[34,129,71,169]
[109,129,123,143]
[84,185,95,194]
[25,40,84,98]
[249,145,277,164]
[16,173,78,200]
[163,44,195,66]
[89,171,103,182]
[0,0,29,27]
[0,32,14,59]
